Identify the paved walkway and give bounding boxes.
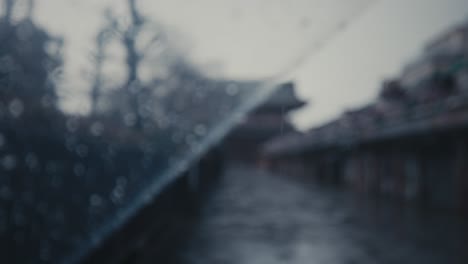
[179,164,468,264]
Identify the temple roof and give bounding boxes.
[255,82,306,113]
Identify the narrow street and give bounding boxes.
[178,164,468,264]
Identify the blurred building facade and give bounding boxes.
[263,19,468,213]
[224,82,306,161]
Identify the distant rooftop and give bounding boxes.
[256,82,307,112]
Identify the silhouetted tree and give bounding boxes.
[26,0,34,19]
[102,0,163,128]
[0,0,63,109]
[2,0,34,21]
[2,0,14,23]
[95,1,210,133]
[89,27,112,115]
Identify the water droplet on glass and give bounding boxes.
[45,161,58,174]
[194,124,207,136]
[25,152,39,169]
[2,155,17,170]
[41,95,54,108]
[66,118,79,132]
[76,144,88,158]
[49,67,64,84]
[154,85,169,98]
[116,176,127,187]
[111,185,125,204]
[157,117,169,129]
[53,210,65,223]
[226,83,239,96]
[185,134,196,146]
[65,136,77,152]
[89,194,104,207]
[171,132,183,143]
[90,122,104,136]
[73,163,86,177]
[8,99,24,118]
[51,174,62,188]
[124,113,137,127]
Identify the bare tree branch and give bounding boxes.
[26,0,34,19]
[90,28,110,115]
[128,0,143,26]
[3,0,14,23]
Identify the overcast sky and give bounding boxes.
[291,0,468,130]
[24,0,371,113]
[4,0,468,128]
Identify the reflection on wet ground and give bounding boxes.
[178,164,468,264]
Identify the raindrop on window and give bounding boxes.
[110,185,125,204]
[171,132,183,143]
[124,113,137,127]
[90,122,104,136]
[25,152,39,170]
[50,174,63,188]
[226,83,239,96]
[53,210,65,224]
[48,67,64,84]
[157,117,170,129]
[76,144,88,158]
[116,176,127,187]
[154,85,169,98]
[41,95,54,108]
[66,118,79,132]
[194,124,207,136]
[8,99,24,118]
[45,161,58,175]
[17,22,34,41]
[185,134,196,146]
[89,194,104,207]
[2,154,17,171]
[73,163,86,177]
[65,136,77,152]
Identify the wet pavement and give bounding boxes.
[178,163,468,264]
